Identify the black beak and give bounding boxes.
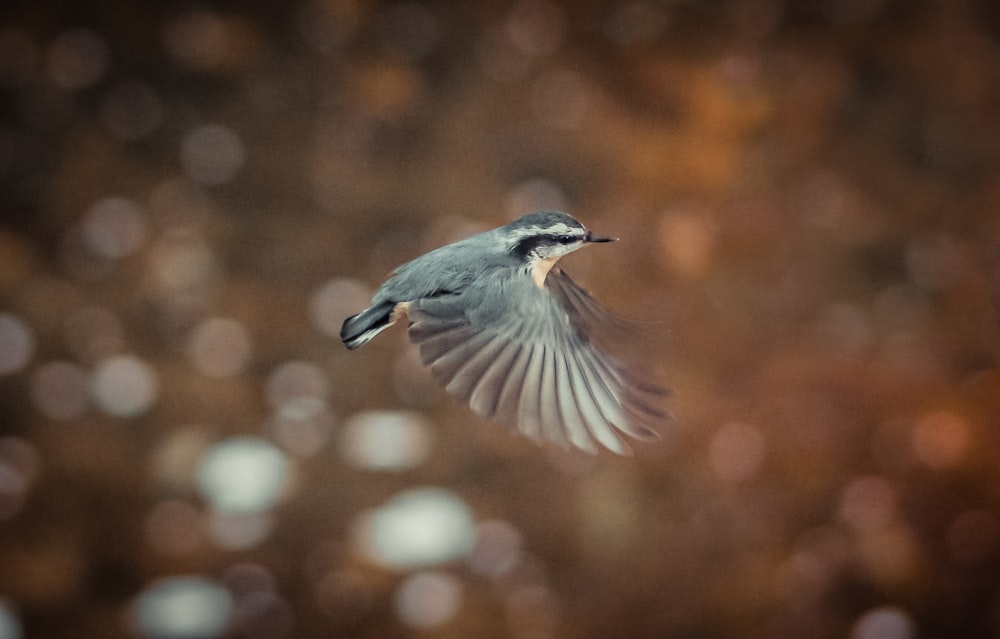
[585,232,618,243]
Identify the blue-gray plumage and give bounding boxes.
[341,211,665,454]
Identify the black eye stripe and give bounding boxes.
[510,231,582,257]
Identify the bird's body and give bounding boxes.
[341,211,665,454]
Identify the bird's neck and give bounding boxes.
[527,255,560,288]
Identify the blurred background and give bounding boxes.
[1,0,1000,637]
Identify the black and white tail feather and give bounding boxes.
[341,300,397,350]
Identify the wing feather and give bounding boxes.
[554,345,601,453]
[516,346,545,443]
[426,329,494,385]
[546,268,636,336]
[492,344,530,427]
[567,350,618,438]
[536,345,568,448]
[562,337,629,454]
[409,316,466,342]
[416,325,475,366]
[406,269,666,454]
[444,334,507,401]
[467,340,523,418]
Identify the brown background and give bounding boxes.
[1,0,1000,637]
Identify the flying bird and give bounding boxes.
[341,211,666,454]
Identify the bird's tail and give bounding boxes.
[340,300,398,350]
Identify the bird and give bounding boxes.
[340,211,666,454]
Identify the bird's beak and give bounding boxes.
[586,232,618,243]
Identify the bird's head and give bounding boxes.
[504,211,616,261]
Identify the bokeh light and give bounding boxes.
[505,583,559,636]
[230,589,293,639]
[206,511,276,551]
[180,124,245,186]
[467,519,523,578]
[91,355,158,418]
[784,526,851,590]
[131,576,233,639]
[196,437,289,515]
[147,228,220,299]
[850,606,916,639]
[308,278,372,339]
[658,211,716,279]
[151,428,211,490]
[265,360,329,410]
[393,571,464,629]
[269,396,336,458]
[355,487,476,570]
[186,317,253,378]
[338,410,432,471]
[0,437,40,520]
[162,9,246,72]
[0,598,21,639]
[504,0,565,58]
[911,410,970,469]
[838,475,898,534]
[0,314,33,376]
[80,197,148,260]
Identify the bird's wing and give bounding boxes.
[406,268,665,454]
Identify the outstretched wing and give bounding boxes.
[406,267,665,454]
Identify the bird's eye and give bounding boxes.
[556,235,575,244]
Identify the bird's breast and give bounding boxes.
[529,256,560,288]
